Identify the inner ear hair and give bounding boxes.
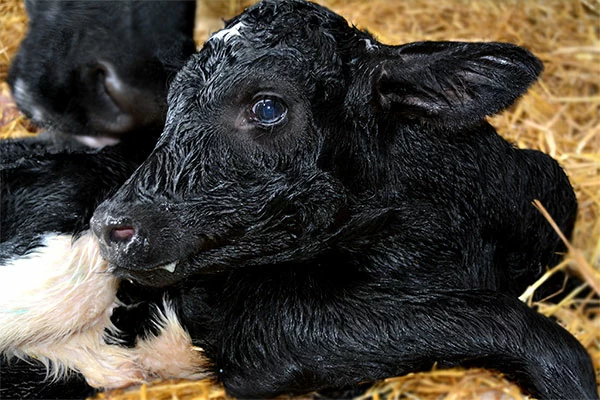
[371,41,543,128]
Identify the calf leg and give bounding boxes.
[216,290,597,399]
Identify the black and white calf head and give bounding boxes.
[8,0,196,145]
[92,0,543,286]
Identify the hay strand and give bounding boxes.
[532,199,600,296]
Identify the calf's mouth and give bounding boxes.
[92,215,230,287]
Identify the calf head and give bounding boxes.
[8,0,196,145]
[92,0,542,287]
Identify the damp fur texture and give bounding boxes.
[92,1,597,398]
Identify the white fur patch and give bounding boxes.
[208,21,246,43]
[0,232,209,388]
[135,300,210,381]
[0,232,118,352]
[0,232,130,385]
[360,38,378,51]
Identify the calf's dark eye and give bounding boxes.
[251,97,287,125]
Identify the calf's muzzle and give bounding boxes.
[90,199,205,286]
[90,207,142,268]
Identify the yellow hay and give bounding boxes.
[0,0,598,399]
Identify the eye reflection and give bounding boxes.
[251,97,287,125]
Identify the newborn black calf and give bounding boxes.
[8,0,196,147]
[92,0,598,398]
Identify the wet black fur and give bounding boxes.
[0,357,93,400]
[91,0,598,398]
[0,138,144,263]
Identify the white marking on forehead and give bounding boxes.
[208,21,246,43]
[361,38,378,51]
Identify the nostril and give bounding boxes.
[109,226,135,244]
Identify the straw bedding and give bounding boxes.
[0,0,598,398]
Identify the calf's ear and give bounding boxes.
[368,41,542,127]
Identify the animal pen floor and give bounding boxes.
[1,0,598,399]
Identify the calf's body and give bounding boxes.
[91,0,596,398]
